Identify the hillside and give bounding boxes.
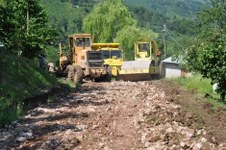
[40,0,209,58]
[40,0,99,42]
[41,0,208,36]
[124,0,209,18]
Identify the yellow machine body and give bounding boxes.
[120,41,160,81]
[59,34,108,82]
[92,43,123,77]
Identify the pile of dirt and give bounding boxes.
[0,80,226,149]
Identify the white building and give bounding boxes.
[161,56,189,78]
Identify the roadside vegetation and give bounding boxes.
[0,0,60,126]
[176,74,212,94]
[175,74,226,111]
[186,0,226,101]
[0,55,59,126]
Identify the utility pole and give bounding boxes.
[162,24,167,59]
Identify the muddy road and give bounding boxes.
[1,80,226,149]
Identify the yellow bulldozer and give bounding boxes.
[120,41,161,81]
[92,43,123,80]
[59,34,110,83]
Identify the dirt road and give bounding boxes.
[1,80,226,149]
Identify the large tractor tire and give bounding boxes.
[65,65,75,80]
[73,65,84,84]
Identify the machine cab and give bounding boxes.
[135,42,151,59]
[69,34,93,67]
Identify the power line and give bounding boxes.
[166,30,185,49]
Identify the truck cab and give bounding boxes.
[92,43,123,77]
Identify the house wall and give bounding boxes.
[163,63,181,78]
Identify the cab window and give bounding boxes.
[102,50,110,59]
[75,38,90,47]
[111,50,122,58]
[138,43,150,52]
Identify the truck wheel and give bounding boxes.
[105,66,112,82]
[105,73,112,82]
[116,71,120,81]
[73,65,84,84]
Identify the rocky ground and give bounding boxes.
[0,80,226,150]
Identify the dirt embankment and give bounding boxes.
[0,80,226,150]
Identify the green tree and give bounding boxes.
[114,26,158,60]
[83,0,136,42]
[197,0,226,40]
[82,0,158,60]
[0,0,17,53]
[0,0,57,58]
[187,0,226,100]
[187,35,226,100]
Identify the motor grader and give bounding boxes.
[59,34,110,83]
[120,41,161,81]
[92,43,123,80]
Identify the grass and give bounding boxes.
[0,55,59,126]
[174,74,226,111]
[175,74,212,94]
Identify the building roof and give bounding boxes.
[161,56,182,65]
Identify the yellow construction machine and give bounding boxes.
[92,43,123,79]
[59,34,110,83]
[120,41,161,81]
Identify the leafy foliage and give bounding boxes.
[114,26,158,60]
[82,0,159,60]
[187,0,226,100]
[83,0,136,42]
[40,0,98,43]
[127,5,199,58]
[0,0,57,58]
[197,0,226,40]
[39,0,99,63]
[0,0,18,53]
